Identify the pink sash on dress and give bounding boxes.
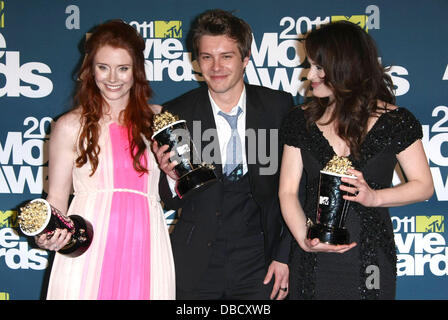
[97,123,151,299]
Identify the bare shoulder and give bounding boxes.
[367,101,399,131]
[149,104,163,114]
[56,108,82,126]
[51,109,82,146]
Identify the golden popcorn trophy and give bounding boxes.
[19,199,94,257]
[152,111,217,199]
[307,156,356,244]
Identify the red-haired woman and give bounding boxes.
[35,20,175,300]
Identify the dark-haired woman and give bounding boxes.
[35,20,175,299]
[279,21,433,299]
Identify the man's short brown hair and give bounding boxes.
[191,9,252,61]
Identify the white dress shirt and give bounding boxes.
[208,88,248,176]
[167,88,249,196]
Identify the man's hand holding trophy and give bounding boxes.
[152,111,217,199]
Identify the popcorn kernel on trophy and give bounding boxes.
[152,111,217,199]
[19,199,93,257]
[307,155,356,245]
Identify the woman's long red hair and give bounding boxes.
[74,20,153,176]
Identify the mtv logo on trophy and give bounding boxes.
[307,155,357,245]
[152,111,217,199]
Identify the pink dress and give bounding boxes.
[46,121,175,300]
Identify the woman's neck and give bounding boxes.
[103,102,126,124]
[318,102,336,125]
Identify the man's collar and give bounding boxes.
[208,87,246,116]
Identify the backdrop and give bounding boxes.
[0,0,447,300]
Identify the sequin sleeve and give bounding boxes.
[279,106,308,149]
[389,108,423,154]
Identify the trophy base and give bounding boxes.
[307,223,350,245]
[59,215,94,257]
[176,166,218,199]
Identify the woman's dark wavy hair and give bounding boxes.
[75,20,153,176]
[191,9,252,61]
[304,20,395,159]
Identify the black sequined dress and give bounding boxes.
[280,106,423,300]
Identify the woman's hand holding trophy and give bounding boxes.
[19,199,93,257]
[304,155,358,253]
